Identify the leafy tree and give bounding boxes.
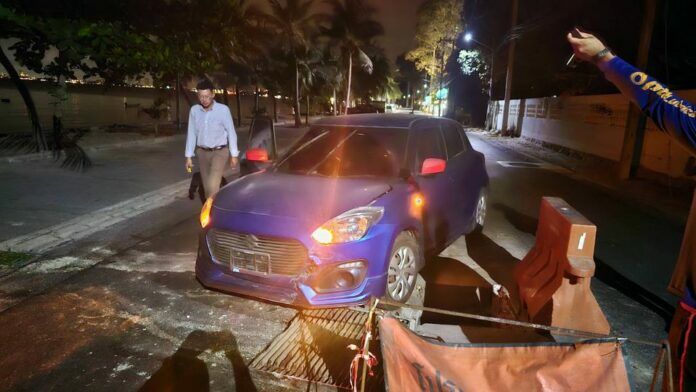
[395,55,424,108]
[406,0,463,114]
[322,0,383,114]
[265,0,321,127]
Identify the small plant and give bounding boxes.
[0,251,32,267]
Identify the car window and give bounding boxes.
[442,123,465,158]
[460,129,472,151]
[275,127,405,178]
[413,127,446,172]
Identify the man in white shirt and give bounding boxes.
[184,80,239,199]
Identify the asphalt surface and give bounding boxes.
[0,129,676,391]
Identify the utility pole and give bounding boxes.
[487,52,495,130]
[501,0,519,134]
[175,71,181,133]
[617,0,657,179]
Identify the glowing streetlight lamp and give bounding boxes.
[464,32,473,42]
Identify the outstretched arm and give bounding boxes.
[567,30,696,156]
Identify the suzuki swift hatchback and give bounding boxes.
[196,114,489,307]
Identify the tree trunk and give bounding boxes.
[272,92,278,123]
[332,88,337,116]
[293,60,302,127]
[178,79,193,107]
[254,83,260,115]
[305,94,310,125]
[345,52,353,115]
[235,83,242,127]
[223,88,230,107]
[0,46,46,151]
[176,71,181,133]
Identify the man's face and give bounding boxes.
[197,89,215,108]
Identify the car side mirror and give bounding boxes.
[246,148,270,163]
[420,158,446,176]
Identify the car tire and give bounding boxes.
[473,187,488,233]
[383,231,421,305]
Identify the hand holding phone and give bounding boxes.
[565,28,584,67]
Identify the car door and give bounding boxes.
[410,120,457,252]
[439,121,472,235]
[441,121,481,234]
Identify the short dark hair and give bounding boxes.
[196,79,214,91]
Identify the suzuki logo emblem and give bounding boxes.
[246,234,260,249]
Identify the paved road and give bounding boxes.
[0,126,306,245]
[0,130,673,390]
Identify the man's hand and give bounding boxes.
[185,158,194,173]
[566,29,614,64]
[230,156,239,168]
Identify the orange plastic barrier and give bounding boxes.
[380,317,630,392]
[515,197,610,335]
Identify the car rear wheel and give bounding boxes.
[473,188,488,233]
[384,232,421,304]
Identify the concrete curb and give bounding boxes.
[0,178,192,254]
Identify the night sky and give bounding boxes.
[250,0,428,62]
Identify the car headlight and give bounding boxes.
[200,197,214,228]
[311,206,384,244]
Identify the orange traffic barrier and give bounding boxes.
[515,197,610,335]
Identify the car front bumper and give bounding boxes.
[195,220,396,308]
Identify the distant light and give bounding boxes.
[464,33,473,42]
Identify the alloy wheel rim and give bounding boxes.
[476,193,487,226]
[387,246,416,302]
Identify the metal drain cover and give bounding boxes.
[250,307,381,390]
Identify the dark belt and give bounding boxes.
[196,145,227,152]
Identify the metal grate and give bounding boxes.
[207,229,308,276]
[250,308,382,390]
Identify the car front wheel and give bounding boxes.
[384,231,421,303]
[473,188,488,233]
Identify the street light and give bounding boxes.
[463,32,496,129]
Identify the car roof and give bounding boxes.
[312,113,454,130]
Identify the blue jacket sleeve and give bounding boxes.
[599,56,696,156]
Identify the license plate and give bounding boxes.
[230,248,271,275]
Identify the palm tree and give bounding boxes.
[322,0,384,114]
[265,0,321,127]
[353,50,400,103]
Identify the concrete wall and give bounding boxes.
[491,90,696,179]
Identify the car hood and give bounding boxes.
[214,171,393,223]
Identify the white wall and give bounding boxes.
[491,90,696,179]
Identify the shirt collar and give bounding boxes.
[198,100,217,112]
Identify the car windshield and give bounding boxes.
[274,127,407,178]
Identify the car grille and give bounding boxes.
[207,229,309,276]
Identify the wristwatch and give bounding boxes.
[594,48,613,63]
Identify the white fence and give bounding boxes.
[491,90,696,179]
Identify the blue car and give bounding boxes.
[196,114,489,307]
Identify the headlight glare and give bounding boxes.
[311,206,384,244]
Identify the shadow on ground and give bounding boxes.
[140,330,256,392]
